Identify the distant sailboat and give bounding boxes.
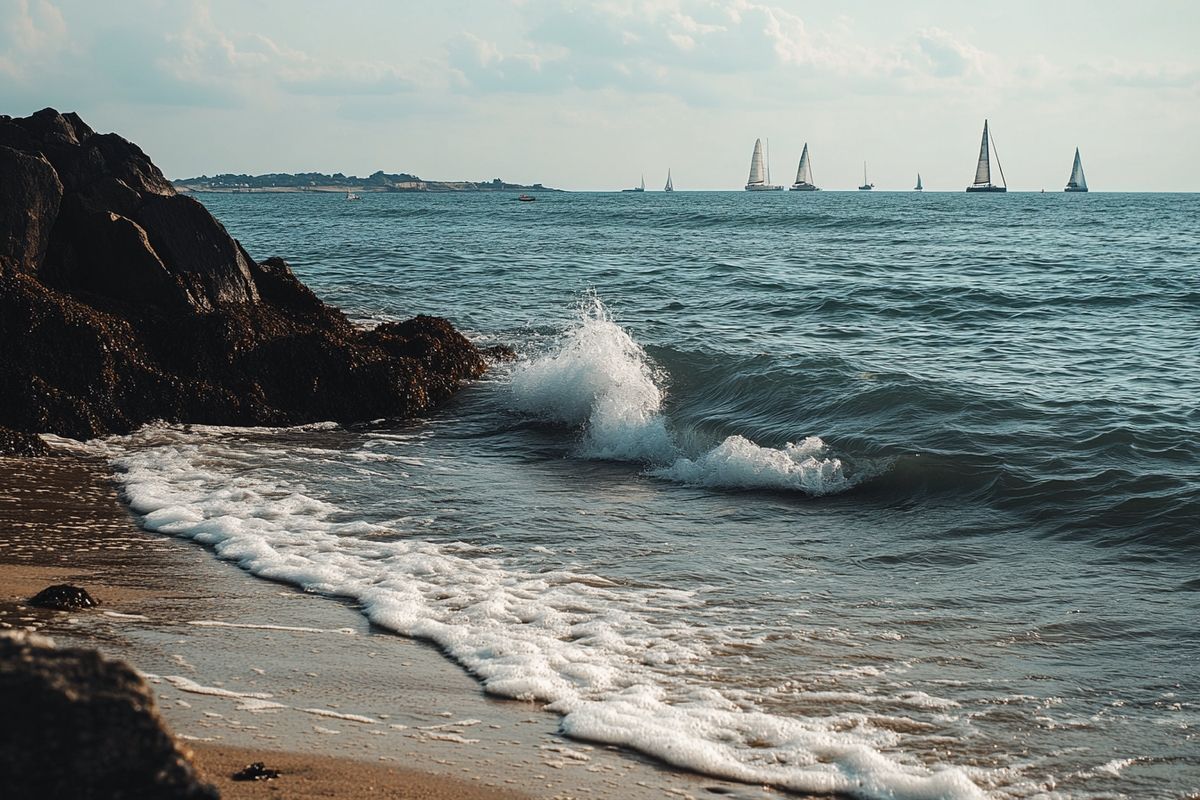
[664,169,674,192]
[858,162,874,191]
[966,119,1007,192]
[914,173,923,191]
[1064,148,1088,192]
[622,174,646,193]
[345,191,361,201]
[789,143,819,191]
[745,138,784,191]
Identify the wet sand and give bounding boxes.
[0,452,770,800]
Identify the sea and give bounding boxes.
[91,190,1199,799]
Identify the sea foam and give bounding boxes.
[93,426,983,800]
[511,295,852,495]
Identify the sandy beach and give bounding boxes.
[0,451,768,800]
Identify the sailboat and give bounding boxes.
[1064,148,1088,192]
[966,119,1007,192]
[745,138,784,191]
[664,169,674,192]
[858,162,874,190]
[621,174,646,193]
[789,143,819,191]
[914,173,923,191]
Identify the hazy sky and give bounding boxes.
[3,0,1197,190]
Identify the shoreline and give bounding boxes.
[0,449,765,800]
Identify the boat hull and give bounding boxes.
[789,183,819,192]
[1064,187,1088,193]
[966,185,1007,193]
[745,184,784,191]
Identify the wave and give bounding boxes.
[510,295,854,496]
[89,426,986,800]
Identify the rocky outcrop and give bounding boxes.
[30,584,100,610]
[0,631,217,800]
[0,108,487,449]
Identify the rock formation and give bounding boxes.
[0,108,487,450]
[0,630,218,799]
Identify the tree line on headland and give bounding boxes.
[173,170,558,193]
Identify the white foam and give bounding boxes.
[651,435,851,495]
[147,674,273,700]
[99,427,984,800]
[511,293,674,462]
[148,673,284,712]
[187,620,356,635]
[510,295,852,496]
[1095,757,1138,777]
[301,707,377,724]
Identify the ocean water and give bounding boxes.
[97,191,1198,799]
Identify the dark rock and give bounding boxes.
[0,146,63,275]
[30,584,99,610]
[0,630,218,800]
[42,206,196,309]
[0,108,487,442]
[133,193,260,309]
[232,761,282,781]
[0,425,51,456]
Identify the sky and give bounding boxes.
[2,0,1198,191]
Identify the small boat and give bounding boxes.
[745,138,784,191]
[789,143,819,191]
[517,194,536,202]
[664,169,674,192]
[966,119,1007,192]
[914,173,923,191]
[1064,148,1088,192]
[858,162,874,190]
[622,175,646,193]
[345,191,361,201]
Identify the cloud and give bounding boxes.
[0,0,68,80]
[447,32,573,93]
[443,0,1001,106]
[913,27,986,79]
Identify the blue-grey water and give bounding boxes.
[104,191,1198,799]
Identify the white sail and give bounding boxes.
[915,173,923,190]
[794,143,813,185]
[665,169,673,191]
[747,138,766,185]
[973,120,992,186]
[1067,148,1087,190]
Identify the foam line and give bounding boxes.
[99,428,983,800]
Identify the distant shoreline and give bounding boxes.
[173,172,562,194]
[175,184,559,194]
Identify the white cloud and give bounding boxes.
[913,27,986,79]
[1,0,68,79]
